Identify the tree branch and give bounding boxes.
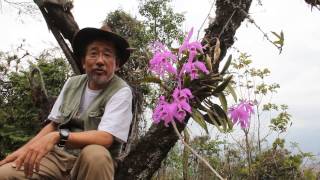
[28,66,53,123]
[33,0,82,74]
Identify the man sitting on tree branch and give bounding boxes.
[0,25,132,180]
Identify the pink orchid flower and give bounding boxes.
[180,61,209,80]
[152,96,178,127]
[172,87,193,102]
[178,28,204,59]
[228,100,254,129]
[152,88,195,126]
[174,103,187,122]
[149,50,177,77]
[172,87,194,121]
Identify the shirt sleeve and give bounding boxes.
[47,79,70,123]
[98,87,133,143]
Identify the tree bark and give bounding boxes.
[33,0,82,74]
[115,119,188,179]
[203,0,252,73]
[305,0,320,9]
[33,0,253,179]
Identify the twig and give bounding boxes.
[218,10,236,38]
[246,16,282,52]
[220,0,283,53]
[171,121,226,180]
[197,0,216,40]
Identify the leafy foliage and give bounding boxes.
[138,0,185,47]
[104,9,151,83]
[0,51,70,159]
[269,105,292,134]
[153,135,225,180]
[251,138,303,179]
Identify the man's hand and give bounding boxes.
[0,147,27,166]
[14,132,59,178]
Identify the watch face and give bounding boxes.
[61,129,69,137]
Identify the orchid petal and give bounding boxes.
[228,100,254,129]
[194,61,209,74]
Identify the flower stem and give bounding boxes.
[171,121,226,180]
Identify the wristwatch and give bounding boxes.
[58,129,70,147]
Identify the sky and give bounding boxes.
[0,0,319,155]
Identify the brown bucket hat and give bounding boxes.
[72,25,130,67]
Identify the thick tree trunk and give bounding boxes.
[305,0,320,9]
[33,0,252,179]
[202,0,252,73]
[115,119,188,179]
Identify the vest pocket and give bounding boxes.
[87,111,103,130]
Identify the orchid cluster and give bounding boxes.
[228,100,254,129]
[149,28,209,126]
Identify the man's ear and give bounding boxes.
[82,58,86,70]
[115,58,120,71]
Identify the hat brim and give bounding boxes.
[72,28,130,67]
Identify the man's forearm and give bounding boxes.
[23,122,113,149]
[66,130,113,149]
[22,121,58,149]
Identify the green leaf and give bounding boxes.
[271,30,284,47]
[212,75,233,95]
[227,84,237,102]
[191,108,209,134]
[183,75,191,87]
[205,110,223,131]
[137,76,170,91]
[201,102,233,132]
[271,31,281,39]
[212,104,232,132]
[218,93,228,111]
[220,55,232,75]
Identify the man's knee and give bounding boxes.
[79,144,113,166]
[71,145,114,180]
[0,163,23,180]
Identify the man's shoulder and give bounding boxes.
[66,74,87,87]
[68,74,87,81]
[99,75,131,102]
[113,75,130,88]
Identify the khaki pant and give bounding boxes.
[0,145,114,180]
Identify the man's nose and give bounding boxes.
[95,54,105,65]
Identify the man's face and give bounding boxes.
[83,40,119,90]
